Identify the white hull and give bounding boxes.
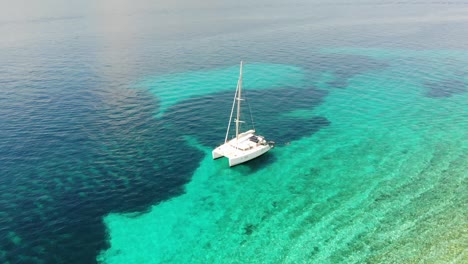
[212,130,273,167]
[228,144,271,166]
[212,144,271,167]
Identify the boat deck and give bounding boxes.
[213,129,268,159]
[227,131,259,151]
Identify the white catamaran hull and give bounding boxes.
[212,144,271,167]
[228,144,270,167]
[212,130,273,167]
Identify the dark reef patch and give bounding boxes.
[263,53,389,89]
[0,84,202,263]
[243,223,256,236]
[313,55,389,89]
[424,79,466,98]
[161,86,330,148]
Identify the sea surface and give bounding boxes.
[0,1,467,263]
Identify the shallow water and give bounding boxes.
[0,1,467,263]
[99,49,467,263]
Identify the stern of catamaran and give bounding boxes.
[212,147,224,159]
[268,141,275,148]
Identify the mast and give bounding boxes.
[235,61,243,139]
[224,79,239,143]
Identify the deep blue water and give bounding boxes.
[1,1,467,263]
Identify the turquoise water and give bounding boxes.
[1,1,467,263]
[99,50,467,263]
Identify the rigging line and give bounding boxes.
[225,78,240,143]
[244,87,256,132]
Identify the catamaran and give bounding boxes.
[212,61,274,167]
